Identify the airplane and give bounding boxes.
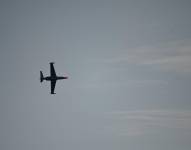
[40,62,68,94]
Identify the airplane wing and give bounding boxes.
[50,62,57,77]
[51,80,56,94]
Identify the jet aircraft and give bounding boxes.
[40,62,68,94]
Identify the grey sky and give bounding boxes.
[1,0,191,150]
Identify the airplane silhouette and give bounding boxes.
[40,62,68,94]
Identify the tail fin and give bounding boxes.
[40,71,44,82]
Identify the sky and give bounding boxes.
[1,0,191,150]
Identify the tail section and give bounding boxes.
[40,71,44,82]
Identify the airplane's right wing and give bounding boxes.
[51,80,56,94]
[50,62,57,77]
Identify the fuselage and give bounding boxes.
[45,76,68,81]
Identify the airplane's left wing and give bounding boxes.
[51,80,56,94]
[50,62,56,77]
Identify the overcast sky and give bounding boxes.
[1,0,191,150]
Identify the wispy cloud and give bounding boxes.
[106,110,191,136]
[103,39,191,73]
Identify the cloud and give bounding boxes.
[103,39,191,73]
[106,110,191,136]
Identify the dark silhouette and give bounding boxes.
[40,62,68,94]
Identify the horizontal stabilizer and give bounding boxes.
[40,71,44,82]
